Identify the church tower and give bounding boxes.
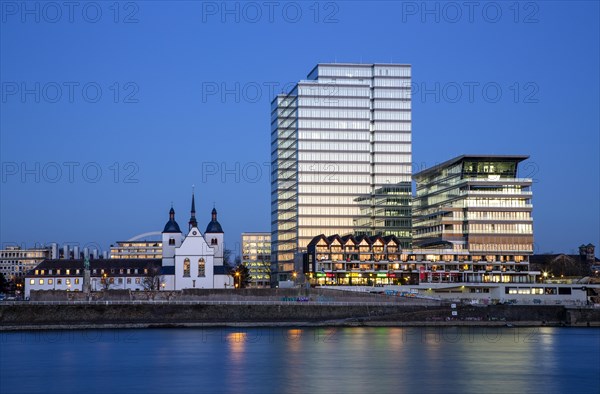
[189,189,198,231]
[205,207,224,266]
[162,205,183,267]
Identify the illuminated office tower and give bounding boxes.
[271,63,412,281]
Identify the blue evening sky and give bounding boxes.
[1,1,598,256]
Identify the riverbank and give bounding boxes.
[2,302,599,331]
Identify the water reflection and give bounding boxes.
[0,327,598,394]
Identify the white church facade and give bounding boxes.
[161,193,231,290]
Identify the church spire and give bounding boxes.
[189,186,198,230]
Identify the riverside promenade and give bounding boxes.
[2,288,599,330]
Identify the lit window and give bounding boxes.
[183,258,190,277]
[39,279,44,285]
[29,279,34,285]
[66,269,70,275]
[48,279,53,285]
[66,279,71,285]
[198,258,205,277]
[75,279,80,285]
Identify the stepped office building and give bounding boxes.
[271,63,413,281]
[304,155,538,286]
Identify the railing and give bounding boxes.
[0,300,423,306]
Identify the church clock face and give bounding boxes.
[192,231,197,235]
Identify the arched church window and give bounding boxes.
[169,238,175,246]
[211,238,218,245]
[198,258,205,277]
[183,258,190,277]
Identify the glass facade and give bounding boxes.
[241,233,271,287]
[271,63,413,281]
[412,155,534,258]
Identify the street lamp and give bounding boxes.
[542,272,548,283]
[235,271,240,289]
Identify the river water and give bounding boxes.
[1,327,598,394]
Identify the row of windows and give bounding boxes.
[298,119,369,130]
[298,141,370,151]
[373,79,412,88]
[373,100,411,109]
[318,66,375,77]
[469,244,533,252]
[372,122,411,131]
[298,195,369,205]
[298,97,369,108]
[298,184,371,194]
[467,223,533,234]
[35,267,152,276]
[299,173,371,184]
[463,198,532,208]
[298,152,370,162]
[298,86,370,98]
[299,130,370,141]
[299,206,362,216]
[298,108,370,119]
[0,252,48,258]
[372,144,411,153]
[373,175,411,184]
[373,89,412,99]
[373,111,411,121]
[298,162,370,173]
[465,211,532,220]
[317,65,411,78]
[373,153,412,163]
[31,278,80,285]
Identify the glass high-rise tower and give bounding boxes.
[271,63,412,281]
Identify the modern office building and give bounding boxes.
[241,232,271,288]
[0,245,53,280]
[110,241,162,259]
[271,63,412,282]
[412,155,534,257]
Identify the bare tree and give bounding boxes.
[100,273,111,290]
[142,266,163,291]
